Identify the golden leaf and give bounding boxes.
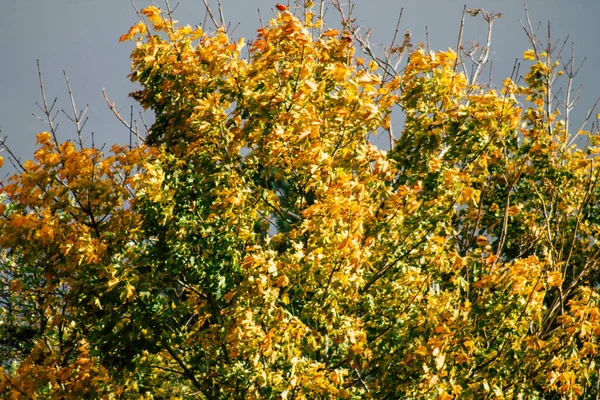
[523,49,536,61]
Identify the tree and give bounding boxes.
[2,1,600,398]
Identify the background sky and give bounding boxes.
[1,0,599,175]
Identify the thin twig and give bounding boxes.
[453,6,466,72]
[102,88,144,144]
[36,60,60,145]
[62,70,88,149]
[201,0,220,29]
[217,0,225,28]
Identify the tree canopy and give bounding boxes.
[2,2,600,399]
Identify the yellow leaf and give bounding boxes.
[94,297,103,310]
[121,283,136,302]
[463,340,475,353]
[547,271,563,288]
[141,6,161,21]
[36,131,52,145]
[381,114,391,130]
[523,49,536,61]
[238,227,252,240]
[108,275,120,289]
[23,159,36,171]
[459,187,480,205]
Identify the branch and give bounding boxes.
[102,89,145,144]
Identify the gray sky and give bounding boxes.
[1,0,599,173]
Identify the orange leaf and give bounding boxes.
[322,29,339,37]
[276,4,288,11]
[475,236,488,246]
[119,22,147,42]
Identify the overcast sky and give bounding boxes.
[1,0,598,174]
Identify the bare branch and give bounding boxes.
[36,60,60,145]
[453,5,466,73]
[102,89,144,145]
[201,0,220,29]
[62,71,88,149]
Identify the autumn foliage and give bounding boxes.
[2,2,600,399]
